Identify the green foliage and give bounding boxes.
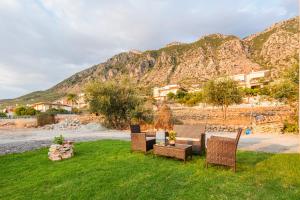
[85,80,147,129]
[258,86,271,96]
[37,113,55,126]
[241,88,259,97]
[203,78,242,120]
[66,93,78,105]
[0,112,7,118]
[46,108,70,115]
[182,92,203,106]
[15,106,39,116]
[168,130,176,141]
[53,135,65,145]
[130,104,153,124]
[71,107,82,114]
[168,90,203,106]
[283,120,299,134]
[175,89,187,99]
[167,92,176,100]
[283,63,299,85]
[270,80,298,103]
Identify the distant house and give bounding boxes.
[2,106,15,117]
[77,93,88,109]
[31,102,72,112]
[153,84,181,101]
[53,93,88,109]
[231,70,270,88]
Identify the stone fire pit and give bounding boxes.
[48,141,74,161]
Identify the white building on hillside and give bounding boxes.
[153,84,181,101]
[31,102,72,112]
[54,93,88,109]
[231,70,270,88]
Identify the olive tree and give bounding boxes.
[85,81,147,129]
[203,78,242,120]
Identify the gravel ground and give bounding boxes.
[0,129,299,155]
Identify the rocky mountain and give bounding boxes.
[0,16,298,106]
[244,17,299,76]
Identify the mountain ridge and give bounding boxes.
[0,16,298,107]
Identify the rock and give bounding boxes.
[48,143,74,161]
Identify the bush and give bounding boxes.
[53,135,64,145]
[15,106,39,116]
[270,80,298,103]
[175,89,187,99]
[169,90,203,106]
[37,113,55,126]
[182,92,203,106]
[46,108,70,115]
[283,120,299,134]
[0,112,7,118]
[85,80,147,129]
[71,107,82,114]
[167,92,176,100]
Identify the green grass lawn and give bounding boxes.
[0,140,299,200]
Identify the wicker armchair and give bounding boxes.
[206,128,243,172]
[130,125,156,153]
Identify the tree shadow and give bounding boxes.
[237,151,274,169]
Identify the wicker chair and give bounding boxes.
[130,125,156,153]
[206,128,243,172]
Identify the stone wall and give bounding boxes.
[172,105,292,134]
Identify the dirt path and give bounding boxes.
[0,129,299,155]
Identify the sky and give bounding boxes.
[0,0,298,99]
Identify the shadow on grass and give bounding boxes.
[237,151,274,171]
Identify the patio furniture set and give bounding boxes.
[130,124,243,172]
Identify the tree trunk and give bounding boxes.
[224,106,227,124]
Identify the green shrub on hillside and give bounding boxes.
[0,112,7,118]
[71,107,82,114]
[168,90,203,106]
[167,92,176,100]
[283,120,299,134]
[15,106,39,116]
[175,89,187,99]
[46,108,70,115]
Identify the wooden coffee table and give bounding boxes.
[153,144,193,162]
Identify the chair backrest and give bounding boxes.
[130,124,141,133]
[173,124,206,138]
[235,128,243,146]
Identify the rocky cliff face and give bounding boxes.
[1,16,298,105]
[52,16,298,93]
[244,17,299,76]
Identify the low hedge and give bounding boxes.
[37,113,55,126]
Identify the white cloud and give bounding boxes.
[0,0,298,99]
